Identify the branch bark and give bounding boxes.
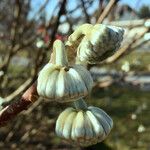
[103,28,149,64]
[80,0,90,23]
[47,0,67,49]
[0,83,38,126]
[97,0,118,23]
[4,78,33,103]
[0,0,21,77]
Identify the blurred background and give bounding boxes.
[0,0,150,149]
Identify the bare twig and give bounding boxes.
[68,0,93,15]
[80,0,90,23]
[33,0,50,20]
[0,83,38,126]
[106,19,150,28]
[0,0,21,80]
[2,39,46,105]
[47,0,67,49]
[99,0,104,15]
[104,28,149,64]
[4,78,33,103]
[97,0,118,23]
[23,98,43,115]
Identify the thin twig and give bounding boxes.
[2,40,46,105]
[33,0,50,20]
[47,0,67,50]
[0,0,21,82]
[23,98,43,115]
[0,83,38,127]
[4,78,33,103]
[80,0,90,23]
[105,19,150,28]
[97,0,118,23]
[104,28,149,64]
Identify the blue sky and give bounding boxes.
[30,0,150,20]
[120,0,150,9]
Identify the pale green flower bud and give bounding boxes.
[55,101,113,146]
[66,24,124,64]
[37,40,93,102]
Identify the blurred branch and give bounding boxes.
[32,0,50,20]
[11,0,21,47]
[3,78,33,103]
[80,0,90,23]
[0,0,37,89]
[103,28,149,64]
[99,0,104,15]
[0,83,38,126]
[12,35,37,55]
[131,35,150,49]
[93,72,148,90]
[66,14,74,33]
[0,46,49,125]
[68,0,93,14]
[97,0,118,23]
[0,0,21,79]
[23,98,43,115]
[106,19,150,28]
[0,35,37,89]
[0,0,48,87]
[47,0,67,49]
[0,0,40,81]
[2,41,46,105]
[60,0,93,25]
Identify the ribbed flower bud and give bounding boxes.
[55,99,113,146]
[37,40,93,102]
[66,24,124,64]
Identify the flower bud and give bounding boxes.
[66,24,124,64]
[37,40,93,102]
[55,105,113,146]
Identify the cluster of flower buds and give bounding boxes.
[55,99,113,147]
[37,23,124,146]
[66,24,124,64]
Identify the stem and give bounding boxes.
[0,83,38,127]
[97,0,118,24]
[73,98,88,110]
[66,24,93,46]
